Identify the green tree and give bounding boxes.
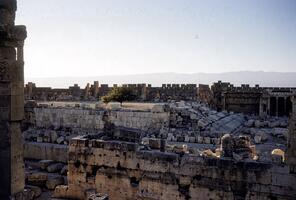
[102,87,137,104]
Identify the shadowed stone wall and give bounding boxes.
[287,96,296,173]
[33,107,169,132]
[0,0,27,198]
[54,136,296,200]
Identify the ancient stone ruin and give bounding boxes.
[24,81,296,118]
[0,0,27,199]
[20,98,296,199]
[1,0,296,199]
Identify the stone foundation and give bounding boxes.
[54,136,296,200]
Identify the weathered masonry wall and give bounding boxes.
[54,138,296,200]
[0,0,27,198]
[25,81,296,117]
[211,81,296,117]
[34,107,169,131]
[24,82,198,102]
[24,142,68,163]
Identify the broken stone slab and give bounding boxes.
[52,185,69,199]
[36,136,43,143]
[272,128,288,138]
[197,119,208,128]
[86,190,109,200]
[254,120,264,128]
[46,175,64,190]
[56,136,65,144]
[190,113,198,120]
[27,172,48,186]
[254,135,262,144]
[50,130,58,143]
[184,135,190,143]
[11,189,35,200]
[204,137,211,144]
[39,160,55,170]
[189,136,195,143]
[60,165,68,176]
[47,163,64,173]
[25,185,42,198]
[197,136,203,143]
[254,131,268,144]
[244,119,254,127]
[268,121,280,128]
[151,104,165,112]
[279,121,288,127]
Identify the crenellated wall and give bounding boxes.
[24,82,198,102]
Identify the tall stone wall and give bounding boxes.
[24,82,198,102]
[224,92,261,115]
[211,81,296,116]
[34,107,169,132]
[54,136,296,200]
[0,0,27,198]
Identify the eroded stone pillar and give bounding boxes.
[284,96,287,116]
[276,96,279,117]
[287,96,296,173]
[0,0,27,198]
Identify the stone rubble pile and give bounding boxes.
[24,128,103,145]
[23,101,289,163]
[25,160,67,198]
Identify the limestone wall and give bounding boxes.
[24,142,68,163]
[109,110,169,130]
[0,0,27,197]
[55,136,296,200]
[34,107,169,132]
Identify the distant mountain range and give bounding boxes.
[26,71,296,88]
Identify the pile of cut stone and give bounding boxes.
[25,160,67,199]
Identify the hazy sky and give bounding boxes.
[16,0,296,78]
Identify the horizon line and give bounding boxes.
[25,70,296,79]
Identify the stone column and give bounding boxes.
[0,0,27,198]
[284,97,287,116]
[287,96,296,173]
[222,94,226,111]
[93,81,99,98]
[276,97,279,117]
[259,97,267,117]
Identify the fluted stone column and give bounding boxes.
[0,0,27,198]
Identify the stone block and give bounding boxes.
[25,185,42,198]
[197,136,203,143]
[148,138,161,149]
[24,142,68,162]
[204,137,211,144]
[27,172,48,186]
[46,175,64,190]
[56,136,65,144]
[38,160,54,170]
[47,163,64,173]
[49,130,58,143]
